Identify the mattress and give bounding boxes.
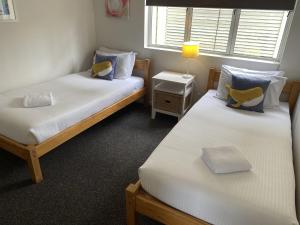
[139,90,298,225]
[0,71,144,144]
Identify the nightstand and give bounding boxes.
[152,71,194,120]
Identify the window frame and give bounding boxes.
[145,6,294,62]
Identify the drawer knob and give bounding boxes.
[165,100,171,104]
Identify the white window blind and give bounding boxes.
[233,10,288,58]
[165,7,187,47]
[148,6,291,60]
[190,8,233,53]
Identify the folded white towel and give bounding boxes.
[23,92,54,108]
[201,146,252,174]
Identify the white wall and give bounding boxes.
[280,1,300,80]
[94,0,300,97]
[0,0,97,93]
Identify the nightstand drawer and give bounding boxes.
[154,91,182,114]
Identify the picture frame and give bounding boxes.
[105,0,129,19]
[0,0,16,21]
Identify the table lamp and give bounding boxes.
[182,42,199,79]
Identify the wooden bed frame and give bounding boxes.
[0,59,150,184]
[126,68,300,225]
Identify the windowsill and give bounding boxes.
[144,45,281,66]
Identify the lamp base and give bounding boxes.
[182,74,193,79]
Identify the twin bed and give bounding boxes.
[0,58,150,183]
[126,68,300,225]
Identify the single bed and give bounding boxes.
[0,72,144,145]
[126,68,300,225]
[0,59,150,183]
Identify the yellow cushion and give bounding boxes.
[92,61,113,78]
[226,75,271,113]
[226,84,264,108]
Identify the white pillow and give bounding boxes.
[95,51,131,79]
[216,65,287,108]
[97,47,136,80]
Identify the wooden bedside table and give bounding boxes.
[152,71,194,120]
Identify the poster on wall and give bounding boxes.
[0,0,16,21]
[105,0,129,18]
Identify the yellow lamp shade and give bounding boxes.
[182,42,199,58]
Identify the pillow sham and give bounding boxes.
[95,50,133,80]
[99,47,136,69]
[92,55,117,81]
[227,75,271,113]
[216,65,286,108]
[96,47,136,80]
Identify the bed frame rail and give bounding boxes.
[126,181,210,225]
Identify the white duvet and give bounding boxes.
[0,72,144,144]
[139,90,298,225]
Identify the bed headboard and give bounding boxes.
[133,59,151,104]
[207,68,300,114]
[133,59,151,88]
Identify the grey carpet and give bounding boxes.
[0,103,176,225]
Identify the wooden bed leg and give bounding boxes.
[27,146,43,183]
[126,181,141,225]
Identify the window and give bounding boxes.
[147,7,291,61]
[190,8,233,53]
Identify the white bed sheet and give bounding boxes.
[139,90,298,225]
[0,72,144,144]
